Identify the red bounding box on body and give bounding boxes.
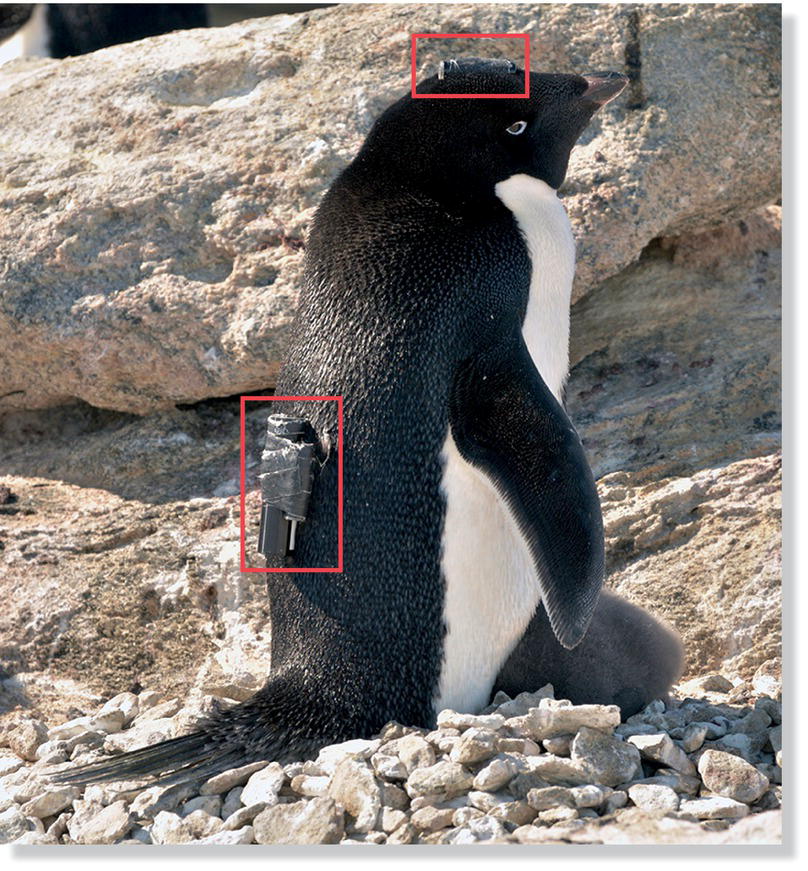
[411,33,530,99]
[240,395,343,573]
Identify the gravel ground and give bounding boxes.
[0,666,781,845]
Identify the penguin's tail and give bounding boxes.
[50,686,317,787]
[49,729,258,788]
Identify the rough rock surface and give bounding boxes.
[0,682,782,845]
[0,3,779,412]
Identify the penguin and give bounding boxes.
[55,59,682,787]
[0,4,207,63]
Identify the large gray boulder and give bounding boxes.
[0,3,780,412]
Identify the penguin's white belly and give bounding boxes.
[435,432,540,715]
[434,173,576,716]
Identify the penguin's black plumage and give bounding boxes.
[55,61,682,787]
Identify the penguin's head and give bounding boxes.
[355,59,627,209]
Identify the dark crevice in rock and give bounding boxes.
[624,7,646,110]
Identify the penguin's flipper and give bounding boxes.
[449,338,604,649]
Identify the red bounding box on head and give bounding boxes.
[411,33,530,99]
[240,395,343,573]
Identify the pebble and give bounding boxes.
[472,754,520,791]
[69,800,134,844]
[627,783,680,814]
[328,757,382,832]
[627,732,697,775]
[197,825,255,845]
[681,722,709,752]
[678,795,750,820]
[390,733,436,772]
[240,761,286,806]
[436,711,506,732]
[222,801,267,830]
[572,726,643,786]
[253,796,344,845]
[0,805,28,844]
[5,719,48,762]
[20,786,79,818]
[449,727,498,764]
[405,761,474,798]
[181,794,222,817]
[697,749,769,803]
[526,786,575,810]
[199,760,269,795]
[291,773,330,796]
[507,702,620,741]
[150,810,194,845]
[7,672,782,846]
[0,756,24,778]
[410,805,455,832]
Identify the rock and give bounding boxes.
[0,755,24,778]
[527,786,576,811]
[316,738,381,775]
[3,718,47,761]
[181,794,222,818]
[572,727,643,787]
[491,686,555,718]
[436,711,505,732]
[537,805,579,826]
[97,691,140,726]
[410,806,455,833]
[183,809,223,839]
[406,761,474,799]
[679,674,734,695]
[240,761,285,807]
[328,757,382,833]
[472,754,521,792]
[102,717,175,753]
[222,802,267,831]
[199,760,269,795]
[0,3,779,415]
[752,659,781,698]
[627,783,680,815]
[449,728,499,765]
[506,702,620,741]
[627,733,697,775]
[20,786,79,818]
[69,800,134,845]
[290,774,330,796]
[197,826,255,845]
[697,749,769,804]
[370,753,408,782]
[388,733,435,774]
[0,805,28,844]
[570,785,608,809]
[149,811,194,845]
[543,735,573,756]
[681,723,709,753]
[379,807,408,834]
[129,782,195,819]
[524,755,590,787]
[678,796,750,820]
[253,796,344,845]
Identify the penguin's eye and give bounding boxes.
[505,120,528,136]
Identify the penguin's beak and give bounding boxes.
[581,71,629,106]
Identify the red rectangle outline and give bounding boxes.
[411,33,530,99]
[240,395,343,573]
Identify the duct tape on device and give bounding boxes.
[257,414,317,558]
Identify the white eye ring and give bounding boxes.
[506,120,528,136]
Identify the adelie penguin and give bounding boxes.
[56,59,682,786]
